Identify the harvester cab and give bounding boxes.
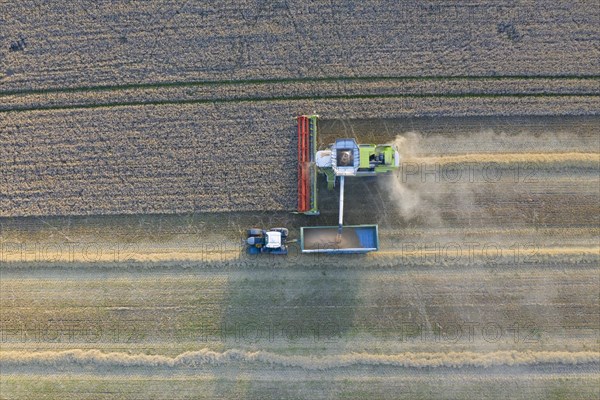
[316,140,400,177]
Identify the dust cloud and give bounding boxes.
[380,132,480,227]
[379,129,598,227]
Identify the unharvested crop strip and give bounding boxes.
[1,75,598,97]
[2,93,598,114]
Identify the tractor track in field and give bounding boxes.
[1,75,599,113]
[2,75,598,97]
[3,93,599,114]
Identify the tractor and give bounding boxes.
[246,227,289,255]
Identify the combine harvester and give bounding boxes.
[296,114,400,254]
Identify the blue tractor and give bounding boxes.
[246,227,289,255]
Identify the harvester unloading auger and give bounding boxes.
[296,114,400,253]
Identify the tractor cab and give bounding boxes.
[265,231,282,248]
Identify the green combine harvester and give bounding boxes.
[296,115,400,254]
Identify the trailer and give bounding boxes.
[300,225,379,254]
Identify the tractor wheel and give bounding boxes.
[247,228,262,237]
[247,246,260,255]
[271,228,289,237]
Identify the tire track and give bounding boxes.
[2,75,598,97]
[2,93,599,114]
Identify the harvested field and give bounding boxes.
[2,76,599,112]
[1,234,599,400]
